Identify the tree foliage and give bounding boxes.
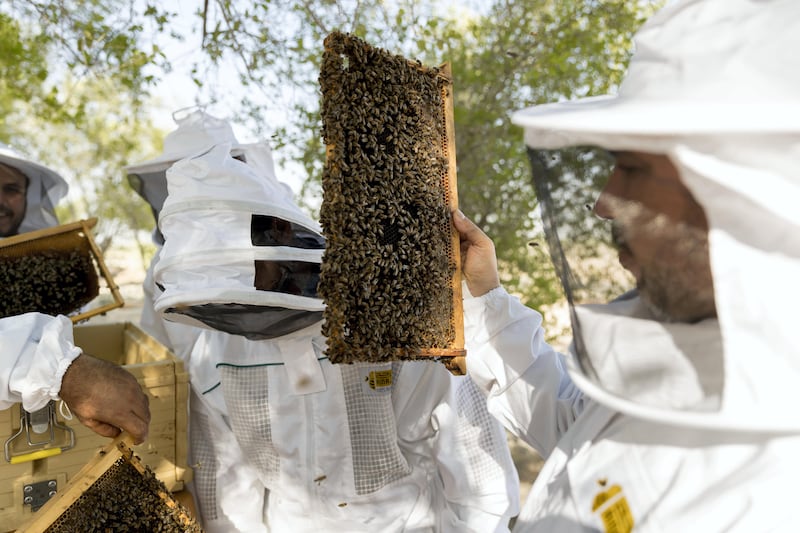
[0,1,173,264]
[193,0,660,309]
[1,0,661,313]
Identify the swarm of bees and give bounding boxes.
[318,31,462,365]
[0,249,98,318]
[43,457,202,532]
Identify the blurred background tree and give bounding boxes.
[1,0,661,331]
[188,0,660,336]
[0,2,171,271]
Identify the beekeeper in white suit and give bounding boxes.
[453,0,800,530]
[0,144,150,444]
[129,110,520,532]
[127,107,283,528]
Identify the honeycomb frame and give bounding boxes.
[319,32,465,374]
[15,434,201,532]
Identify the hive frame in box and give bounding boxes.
[320,32,465,374]
[14,433,199,533]
[0,217,124,323]
[3,400,75,465]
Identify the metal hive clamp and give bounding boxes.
[4,401,75,465]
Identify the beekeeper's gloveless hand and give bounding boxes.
[452,209,501,298]
[59,354,151,444]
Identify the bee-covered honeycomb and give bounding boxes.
[0,246,99,318]
[43,456,202,532]
[318,31,461,364]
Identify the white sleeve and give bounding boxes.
[432,374,521,533]
[464,286,585,458]
[0,313,81,411]
[394,363,519,533]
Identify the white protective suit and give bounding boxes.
[466,0,800,531]
[132,113,520,531]
[0,148,76,412]
[188,327,519,533]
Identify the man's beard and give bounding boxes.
[612,219,716,323]
[638,267,707,323]
[637,243,717,323]
[0,205,19,237]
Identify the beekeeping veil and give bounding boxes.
[0,143,68,234]
[153,143,325,340]
[512,0,800,432]
[125,107,279,244]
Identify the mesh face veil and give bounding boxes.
[528,145,725,415]
[512,0,800,432]
[527,146,631,380]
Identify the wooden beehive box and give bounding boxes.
[318,31,465,374]
[0,322,190,532]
